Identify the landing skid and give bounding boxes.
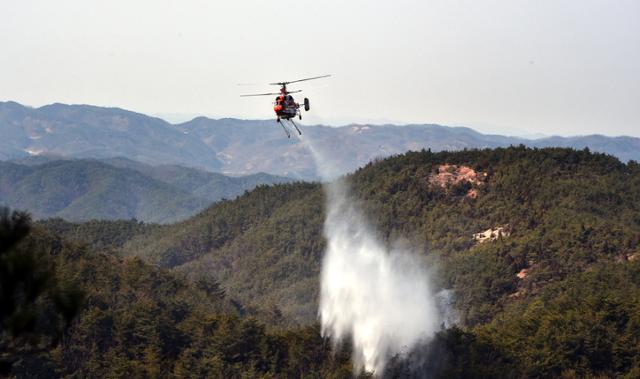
[277,119,291,138]
[287,119,302,135]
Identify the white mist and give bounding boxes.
[303,136,441,375]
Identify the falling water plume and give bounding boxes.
[299,135,442,375]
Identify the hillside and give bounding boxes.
[21,146,640,377]
[3,101,640,180]
[1,210,353,378]
[34,146,640,377]
[100,157,295,203]
[110,147,640,327]
[0,159,294,223]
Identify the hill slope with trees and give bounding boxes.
[1,209,353,378]
[115,147,640,325]
[24,146,640,377]
[0,159,294,223]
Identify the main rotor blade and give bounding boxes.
[240,92,280,97]
[240,90,302,97]
[270,74,331,86]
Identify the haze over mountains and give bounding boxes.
[2,101,639,180]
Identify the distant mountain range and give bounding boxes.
[2,101,639,179]
[0,157,293,223]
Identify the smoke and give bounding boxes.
[301,136,443,376]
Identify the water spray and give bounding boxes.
[299,134,442,375]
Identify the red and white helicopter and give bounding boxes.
[241,75,330,138]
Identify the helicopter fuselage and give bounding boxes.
[274,94,300,120]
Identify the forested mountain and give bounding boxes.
[2,101,640,179]
[100,157,295,203]
[111,147,640,328]
[0,159,294,223]
[21,146,640,378]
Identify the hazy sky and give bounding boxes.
[1,0,639,137]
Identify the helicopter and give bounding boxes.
[241,75,331,138]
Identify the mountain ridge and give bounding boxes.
[2,101,639,180]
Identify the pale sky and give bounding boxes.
[1,0,639,137]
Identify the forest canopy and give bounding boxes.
[2,146,639,377]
